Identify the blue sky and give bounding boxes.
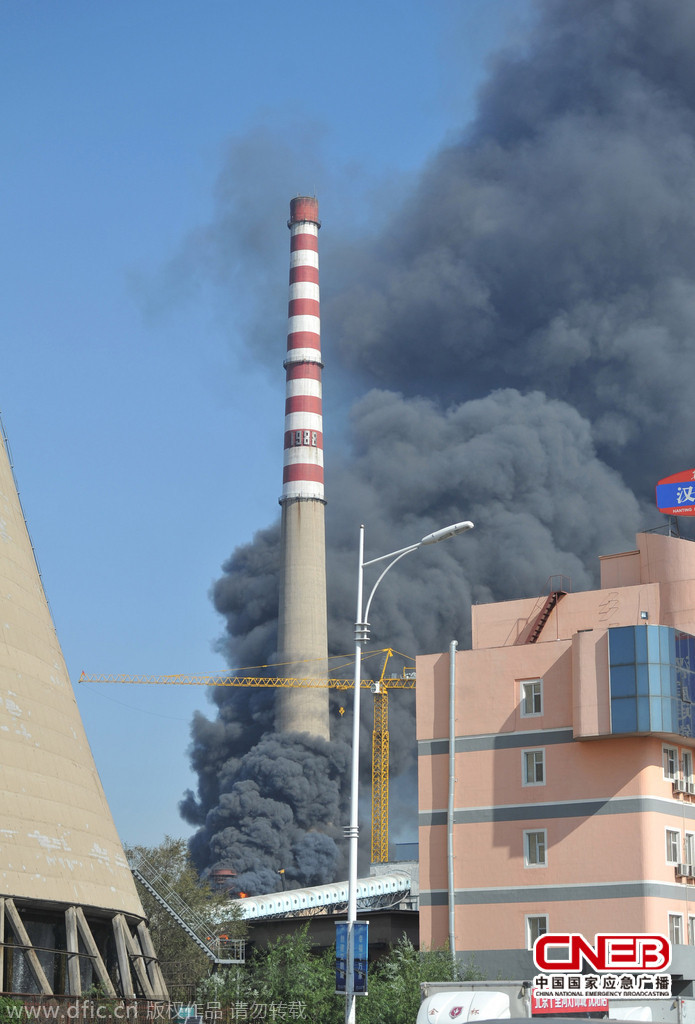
[1,0,531,846]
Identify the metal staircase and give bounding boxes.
[523,575,571,644]
[128,851,245,965]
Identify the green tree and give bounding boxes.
[356,938,485,1024]
[196,925,485,1024]
[127,836,246,1001]
[244,924,339,1022]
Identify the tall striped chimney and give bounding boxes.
[275,196,330,740]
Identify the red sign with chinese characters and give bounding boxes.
[534,933,671,972]
[532,992,609,1014]
[532,934,672,1013]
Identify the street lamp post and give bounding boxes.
[344,520,475,1024]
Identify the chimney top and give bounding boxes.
[289,195,320,227]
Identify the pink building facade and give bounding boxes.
[416,531,695,985]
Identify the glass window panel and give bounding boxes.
[677,665,689,701]
[523,750,545,784]
[649,664,662,695]
[676,632,688,664]
[663,699,675,734]
[678,703,687,738]
[679,705,695,739]
[669,699,680,734]
[661,626,675,666]
[610,627,635,665]
[662,664,676,698]
[612,699,637,733]
[670,914,683,945]
[522,680,542,716]
[683,635,695,672]
[527,916,548,949]
[611,665,637,697]
[650,697,663,732]
[525,830,546,866]
[637,697,650,732]
[647,625,661,664]
[635,626,648,663]
[636,664,649,695]
[670,628,679,664]
[686,833,695,864]
[664,747,678,778]
[667,829,680,861]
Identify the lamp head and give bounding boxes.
[420,520,474,546]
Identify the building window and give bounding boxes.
[523,749,545,786]
[608,625,695,738]
[664,746,679,780]
[689,916,695,945]
[526,915,548,950]
[669,913,684,945]
[683,750,693,783]
[521,679,543,717]
[666,829,681,864]
[524,830,547,867]
[686,833,695,866]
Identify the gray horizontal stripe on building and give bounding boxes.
[419,729,573,757]
[422,880,693,906]
[420,795,695,827]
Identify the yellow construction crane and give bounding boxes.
[78,648,414,863]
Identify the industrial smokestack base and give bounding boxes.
[275,196,330,740]
[276,496,330,736]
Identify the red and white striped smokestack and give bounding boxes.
[275,196,330,740]
[282,196,324,503]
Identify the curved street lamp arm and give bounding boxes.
[362,542,420,569]
[363,547,419,627]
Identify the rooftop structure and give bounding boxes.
[417,531,695,987]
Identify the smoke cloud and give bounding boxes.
[328,0,695,489]
[181,0,694,890]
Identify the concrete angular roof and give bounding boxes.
[0,426,146,917]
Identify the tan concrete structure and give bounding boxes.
[275,498,329,737]
[0,425,166,998]
[417,532,695,986]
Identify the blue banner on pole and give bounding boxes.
[335,922,347,994]
[335,921,368,996]
[354,921,368,995]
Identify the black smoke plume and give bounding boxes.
[180,0,695,891]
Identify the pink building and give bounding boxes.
[416,530,695,985]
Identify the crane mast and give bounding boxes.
[79,649,413,863]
